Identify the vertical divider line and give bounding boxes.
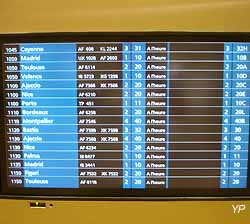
[228,43,233,188]
[220,43,232,188]
[130,42,133,188]
[166,42,170,189]
[75,43,80,188]
[20,44,24,188]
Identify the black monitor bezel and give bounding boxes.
[0,32,250,199]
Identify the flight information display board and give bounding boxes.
[1,33,250,197]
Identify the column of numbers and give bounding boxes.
[220,43,232,188]
[229,43,250,188]
[131,43,146,188]
[122,43,132,188]
[4,45,24,187]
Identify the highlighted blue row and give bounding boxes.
[22,125,77,133]
[20,99,78,106]
[20,71,77,80]
[20,62,77,71]
[21,107,79,115]
[20,43,76,53]
[20,53,76,62]
[24,177,79,188]
[23,168,79,177]
[22,151,79,159]
[23,160,78,168]
[22,134,78,142]
[20,143,78,150]
[20,81,77,89]
[21,116,78,124]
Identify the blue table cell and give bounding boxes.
[123,168,131,177]
[229,168,248,177]
[132,53,146,61]
[132,160,146,169]
[229,151,249,160]
[222,98,231,107]
[131,99,146,108]
[224,52,233,62]
[21,89,77,99]
[21,107,78,115]
[122,90,131,98]
[131,107,146,115]
[231,107,250,116]
[122,138,131,146]
[230,143,249,151]
[132,177,145,189]
[220,159,229,168]
[22,125,77,134]
[132,43,146,52]
[231,133,249,142]
[220,167,229,177]
[132,168,145,177]
[231,116,249,125]
[229,177,247,188]
[22,133,78,142]
[23,160,78,168]
[21,143,78,151]
[122,63,131,70]
[230,159,248,168]
[122,116,131,124]
[132,133,146,140]
[21,81,77,89]
[21,99,77,106]
[20,43,76,53]
[233,62,250,70]
[233,44,250,52]
[122,52,131,61]
[132,152,145,160]
[20,62,77,71]
[23,151,78,160]
[232,97,249,109]
[233,53,250,61]
[122,43,130,49]
[220,177,229,188]
[24,168,78,177]
[232,72,250,81]
[221,150,230,160]
[20,71,77,80]
[224,43,233,52]
[22,116,77,125]
[123,124,131,133]
[131,119,146,128]
[123,178,131,189]
[230,125,249,134]
[221,133,230,142]
[221,143,230,152]
[24,177,79,188]
[20,53,76,62]
[122,159,131,168]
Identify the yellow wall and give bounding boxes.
[0,199,249,224]
[0,0,250,33]
[0,0,250,223]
